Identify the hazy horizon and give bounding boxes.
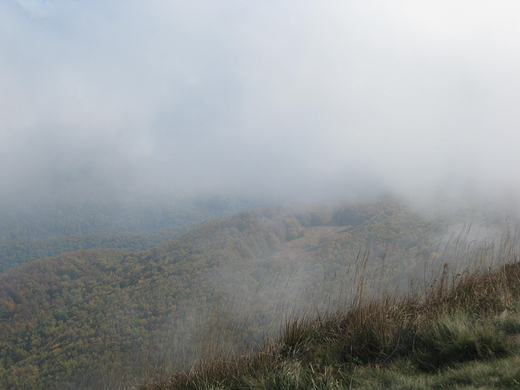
[2,1,520,207]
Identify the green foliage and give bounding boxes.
[415,314,510,371]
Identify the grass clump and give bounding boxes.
[414,313,511,371]
[433,356,520,389]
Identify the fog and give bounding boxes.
[2,0,520,206]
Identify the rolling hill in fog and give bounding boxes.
[0,197,453,389]
[3,1,520,389]
[0,195,270,274]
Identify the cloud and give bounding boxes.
[2,0,520,204]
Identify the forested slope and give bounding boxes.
[0,195,269,274]
[0,199,453,389]
[0,224,198,274]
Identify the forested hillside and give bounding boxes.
[0,195,267,240]
[0,195,270,274]
[0,225,197,274]
[0,198,455,389]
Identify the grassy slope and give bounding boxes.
[141,237,520,390]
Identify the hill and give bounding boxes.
[0,194,270,274]
[0,225,196,274]
[142,244,520,390]
[0,194,269,240]
[0,198,480,389]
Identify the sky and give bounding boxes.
[2,0,520,205]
